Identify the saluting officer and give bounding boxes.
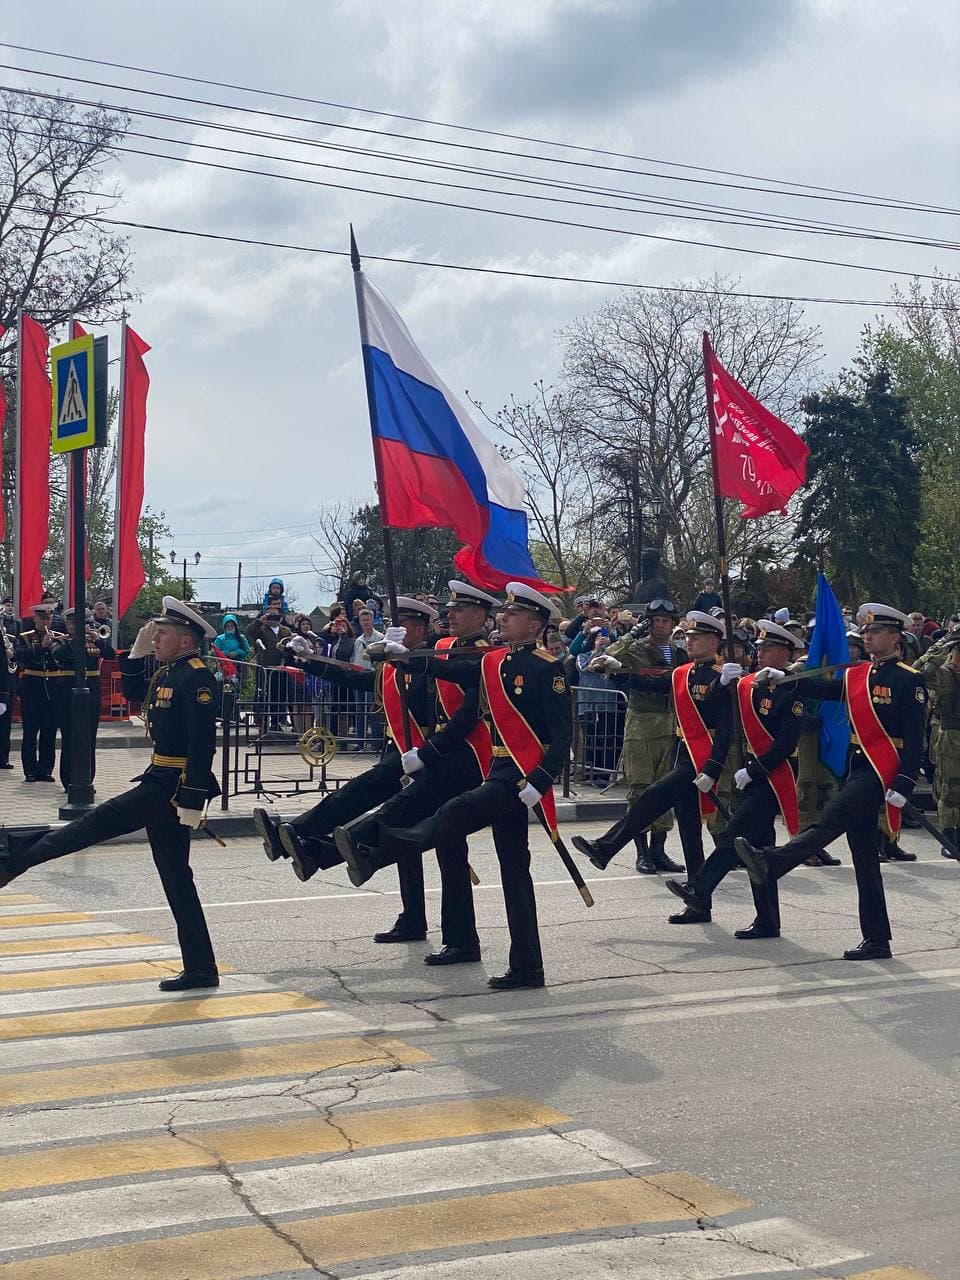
[338,583,572,990]
[0,597,221,991]
[573,610,732,923]
[735,603,927,960]
[664,619,805,937]
[15,602,63,782]
[254,597,444,944]
[52,608,116,792]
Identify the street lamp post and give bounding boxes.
[170,550,201,600]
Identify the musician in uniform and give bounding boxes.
[0,626,15,770]
[663,620,805,937]
[52,608,115,791]
[735,603,927,960]
[336,583,572,990]
[573,611,732,923]
[0,598,221,991]
[14,603,63,782]
[601,599,684,874]
[255,597,454,945]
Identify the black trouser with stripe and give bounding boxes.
[687,779,781,928]
[18,676,57,778]
[762,756,891,942]
[8,770,216,972]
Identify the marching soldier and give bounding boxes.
[916,635,960,860]
[0,598,221,991]
[735,603,927,959]
[663,620,805,937]
[571,611,732,923]
[336,583,572,990]
[15,602,64,782]
[52,608,115,792]
[599,599,684,874]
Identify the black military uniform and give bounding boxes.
[736,604,927,959]
[0,632,13,769]
[667,622,806,937]
[52,610,115,790]
[0,598,220,987]
[572,612,732,914]
[15,607,65,782]
[353,584,572,988]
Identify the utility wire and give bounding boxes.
[4,59,958,217]
[2,41,957,215]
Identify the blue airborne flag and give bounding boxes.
[805,572,850,777]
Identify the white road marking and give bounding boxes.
[0,973,278,1016]
[0,945,180,973]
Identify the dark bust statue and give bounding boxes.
[631,548,670,606]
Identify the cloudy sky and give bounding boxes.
[4,1,958,605]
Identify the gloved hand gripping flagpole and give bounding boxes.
[350,229,478,885]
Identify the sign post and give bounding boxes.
[50,333,105,818]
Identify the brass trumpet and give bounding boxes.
[297,725,337,767]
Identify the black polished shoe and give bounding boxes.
[0,761,13,770]
[734,923,781,940]
[668,906,712,924]
[843,938,892,961]
[158,969,220,991]
[424,945,482,966]
[22,774,37,783]
[941,829,960,860]
[571,835,611,871]
[664,878,709,915]
[814,851,842,866]
[374,924,428,943]
[333,825,375,888]
[487,969,545,990]
[733,837,769,886]
[37,774,56,783]
[886,845,917,862]
[279,824,321,882]
[253,807,287,861]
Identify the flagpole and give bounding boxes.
[350,226,412,753]
[12,307,23,617]
[111,314,127,650]
[702,330,743,767]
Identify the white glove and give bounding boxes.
[176,806,205,829]
[401,748,424,776]
[0,702,6,717]
[694,772,715,793]
[755,666,786,686]
[384,626,407,646]
[720,662,743,686]
[518,782,543,809]
[590,655,622,673]
[129,621,157,659]
[734,767,752,791]
[383,640,409,657]
[884,789,907,809]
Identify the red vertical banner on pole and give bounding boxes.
[17,314,51,617]
[0,324,6,542]
[115,324,150,620]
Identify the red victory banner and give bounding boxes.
[16,313,52,616]
[114,322,151,621]
[64,318,91,605]
[0,324,5,540]
[704,333,809,519]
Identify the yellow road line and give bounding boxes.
[0,912,93,929]
[0,1095,566,1193]
[0,1173,750,1279]
[0,934,164,961]
[843,1268,934,1280]
[0,990,325,1042]
[0,894,40,906]
[0,1036,429,1106]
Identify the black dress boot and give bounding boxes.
[649,830,683,873]
[942,828,960,861]
[634,833,657,875]
[253,807,286,861]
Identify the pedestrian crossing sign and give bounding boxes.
[50,334,98,453]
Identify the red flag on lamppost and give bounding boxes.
[0,324,6,541]
[113,322,150,623]
[704,333,809,519]
[15,313,52,617]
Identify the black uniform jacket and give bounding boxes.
[783,656,926,797]
[612,659,732,780]
[121,652,220,810]
[417,631,489,773]
[15,630,67,684]
[706,676,804,782]
[52,636,116,685]
[403,641,572,795]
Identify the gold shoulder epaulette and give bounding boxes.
[533,647,556,661]
[188,657,207,670]
[897,661,918,673]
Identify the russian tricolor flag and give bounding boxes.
[356,272,562,593]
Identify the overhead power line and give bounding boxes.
[2,40,957,216]
[3,59,959,217]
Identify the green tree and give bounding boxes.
[313,500,460,600]
[795,364,920,606]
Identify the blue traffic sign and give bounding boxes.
[51,334,97,454]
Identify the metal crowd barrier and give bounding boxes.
[570,684,627,794]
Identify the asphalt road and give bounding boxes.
[3,818,958,1278]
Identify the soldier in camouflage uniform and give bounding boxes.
[601,599,685,874]
[916,635,960,860]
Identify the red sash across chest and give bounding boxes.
[671,662,716,816]
[845,662,903,836]
[433,637,492,776]
[481,647,557,833]
[380,663,425,750]
[737,674,800,836]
